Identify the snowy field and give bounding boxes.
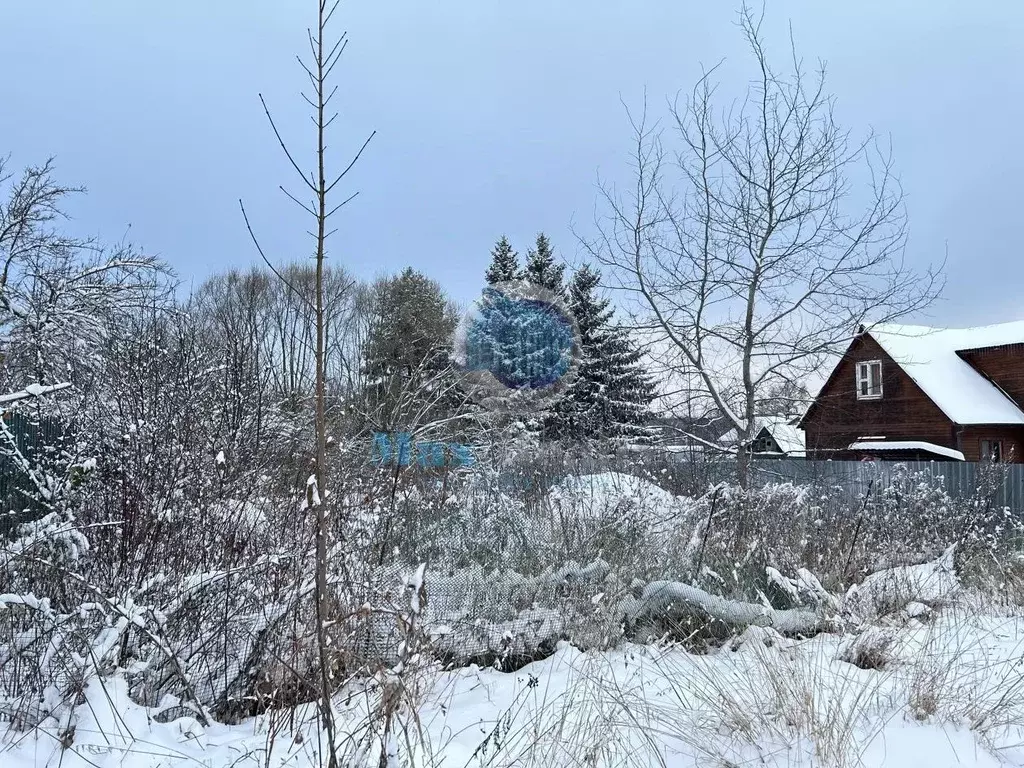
[4,466,1024,768]
[3,603,1024,768]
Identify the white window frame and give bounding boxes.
[856,360,883,401]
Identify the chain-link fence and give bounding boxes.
[2,450,1023,731]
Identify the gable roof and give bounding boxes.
[867,321,1024,425]
[720,416,806,456]
[761,418,806,456]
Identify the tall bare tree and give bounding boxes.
[585,6,942,482]
[242,1,373,764]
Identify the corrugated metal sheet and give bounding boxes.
[689,457,1024,511]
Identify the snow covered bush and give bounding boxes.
[539,472,695,574]
[447,472,534,570]
[350,462,532,572]
[670,465,1024,607]
[677,482,827,602]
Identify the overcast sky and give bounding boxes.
[4,1,1022,324]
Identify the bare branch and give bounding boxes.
[325,131,376,194]
[258,94,316,193]
[239,199,314,311]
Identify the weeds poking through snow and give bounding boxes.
[839,627,898,671]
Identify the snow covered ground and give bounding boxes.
[4,602,1024,768]
[4,463,1023,767]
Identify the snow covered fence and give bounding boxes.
[342,545,966,671]
[351,559,619,670]
[688,456,1024,512]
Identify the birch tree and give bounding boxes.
[585,6,942,482]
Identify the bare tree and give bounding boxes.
[0,157,168,542]
[241,1,373,764]
[194,264,366,412]
[585,6,942,483]
[0,158,167,390]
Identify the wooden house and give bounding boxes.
[801,322,1024,462]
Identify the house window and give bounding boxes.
[856,360,883,400]
[981,439,1004,463]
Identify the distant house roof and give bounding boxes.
[766,419,807,456]
[721,416,806,457]
[868,322,1024,425]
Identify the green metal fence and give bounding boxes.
[0,411,65,536]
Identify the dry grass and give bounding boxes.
[453,598,1024,767]
[897,604,1024,751]
[645,632,895,767]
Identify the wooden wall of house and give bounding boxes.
[958,344,1024,409]
[802,334,956,457]
[958,426,1024,463]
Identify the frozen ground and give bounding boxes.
[4,602,1024,768]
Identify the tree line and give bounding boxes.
[359,230,657,445]
[0,160,656,513]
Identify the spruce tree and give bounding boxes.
[464,287,573,392]
[470,234,572,393]
[545,265,605,439]
[523,233,565,295]
[602,323,658,441]
[546,265,656,441]
[362,267,458,430]
[484,235,522,285]
[470,237,519,385]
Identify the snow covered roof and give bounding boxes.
[848,440,966,462]
[868,322,1024,426]
[720,416,806,456]
[765,419,806,456]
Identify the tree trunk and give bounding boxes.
[736,442,750,489]
[312,3,338,766]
